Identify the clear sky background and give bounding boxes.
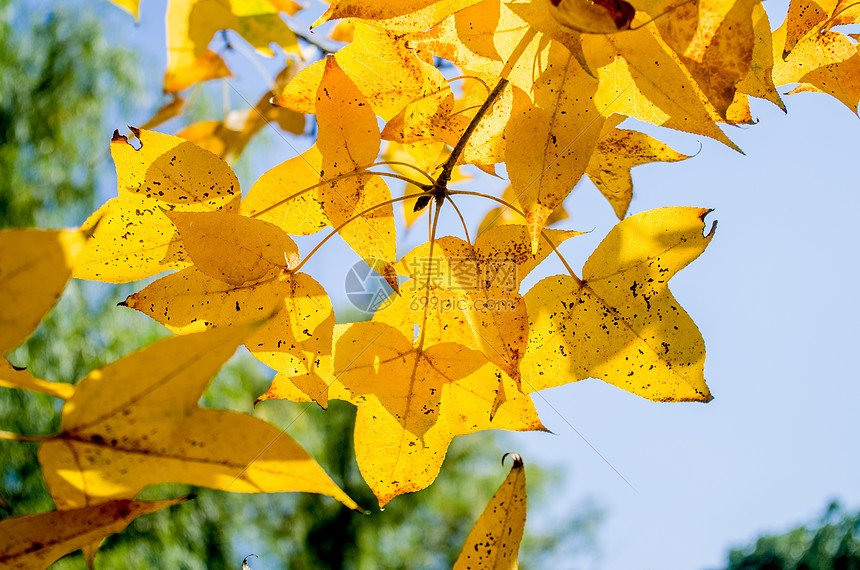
[31,0,860,567]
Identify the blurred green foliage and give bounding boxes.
[722,502,860,570]
[0,2,601,568]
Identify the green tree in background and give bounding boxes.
[721,502,860,570]
[0,2,601,567]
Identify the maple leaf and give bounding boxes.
[478,185,570,235]
[0,496,189,569]
[734,3,785,111]
[454,453,526,570]
[315,57,398,288]
[585,116,690,219]
[375,225,581,384]
[37,324,357,510]
[122,262,336,407]
[324,321,546,506]
[315,0,484,31]
[73,129,240,283]
[275,22,438,121]
[521,207,714,402]
[164,0,301,93]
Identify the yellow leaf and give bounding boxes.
[454,453,526,570]
[164,0,300,93]
[0,359,75,400]
[330,321,545,506]
[274,22,431,121]
[545,0,634,34]
[521,207,714,402]
[379,226,581,382]
[0,497,189,569]
[582,27,738,148]
[73,129,240,283]
[38,324,357,509]
[107,0,140,20]
[123,267,336,408]
[735,3,785,111]
[477,186,570,236]
[316,58,397,283]
[782,0,839,56]
[316,0,482,31]
[0,228,86,353]
[167,210,300,285]
[585,117,690,219]
[140,95,186,131]
[240,146,329,235]
[772,23,860,113]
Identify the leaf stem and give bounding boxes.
[249,170,374,219]
[369,161,436,185]
[0,430,52,443]
[437,77,509,189]
[415,198,444,354]
[291,193,427,273]
[447,197,472,245]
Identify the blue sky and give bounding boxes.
[43,0,860,567]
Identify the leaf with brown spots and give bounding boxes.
[73,129,240,283]
[122,266,336,408]
[454,453,527,570]
[37,324,357,510]
[521,207,714,402]
[0,497,189,569]
[323,321,545,506]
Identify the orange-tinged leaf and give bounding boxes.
[454,453,526,570]
[141,95,186,131]
[545,0,634,33]
[586,118,690,219]
[275,23,431,121]
[240,146,329,235]
[0,228,86,353]
[477,186,570,236]
[380,226,581,381]
[167,210,300,285]
[163,49,232,94]
[0,497,189,569]
[772,24,860,113]
[38,324,357,509]
[782,0,839,56]
[123,267,336,407]
[73,129,240,283]
[330,321,545,506]
[521,207,714,402]
[164,0,299,93]
[177,120,238,158]
[0,359,75,400]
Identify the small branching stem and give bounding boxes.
[291,193,427,273]
[448,190,583,286]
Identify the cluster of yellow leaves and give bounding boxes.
[5,0,859,561]
[0,228,357,567]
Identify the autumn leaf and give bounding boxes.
[73,129,240,283]
[38,324,357,510]
[0,497,189,569]
[164,0,301,93]
[315,0,484,32]
[478,186,570,236]
[735,2,785,111]
[376,225,581,384]
[123,266,336,408]
[315,57,398,288]
[166,210,300,286]
[521,207,714,402]
[240,145,329,235]
[327,321,545,506]
[141,94,186,131]
[0,228,87,354]
[454,453,526,570]
[0,360,74,401]
[275,22,436,121]
[107,0,140,20]
[585,116,690,219]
